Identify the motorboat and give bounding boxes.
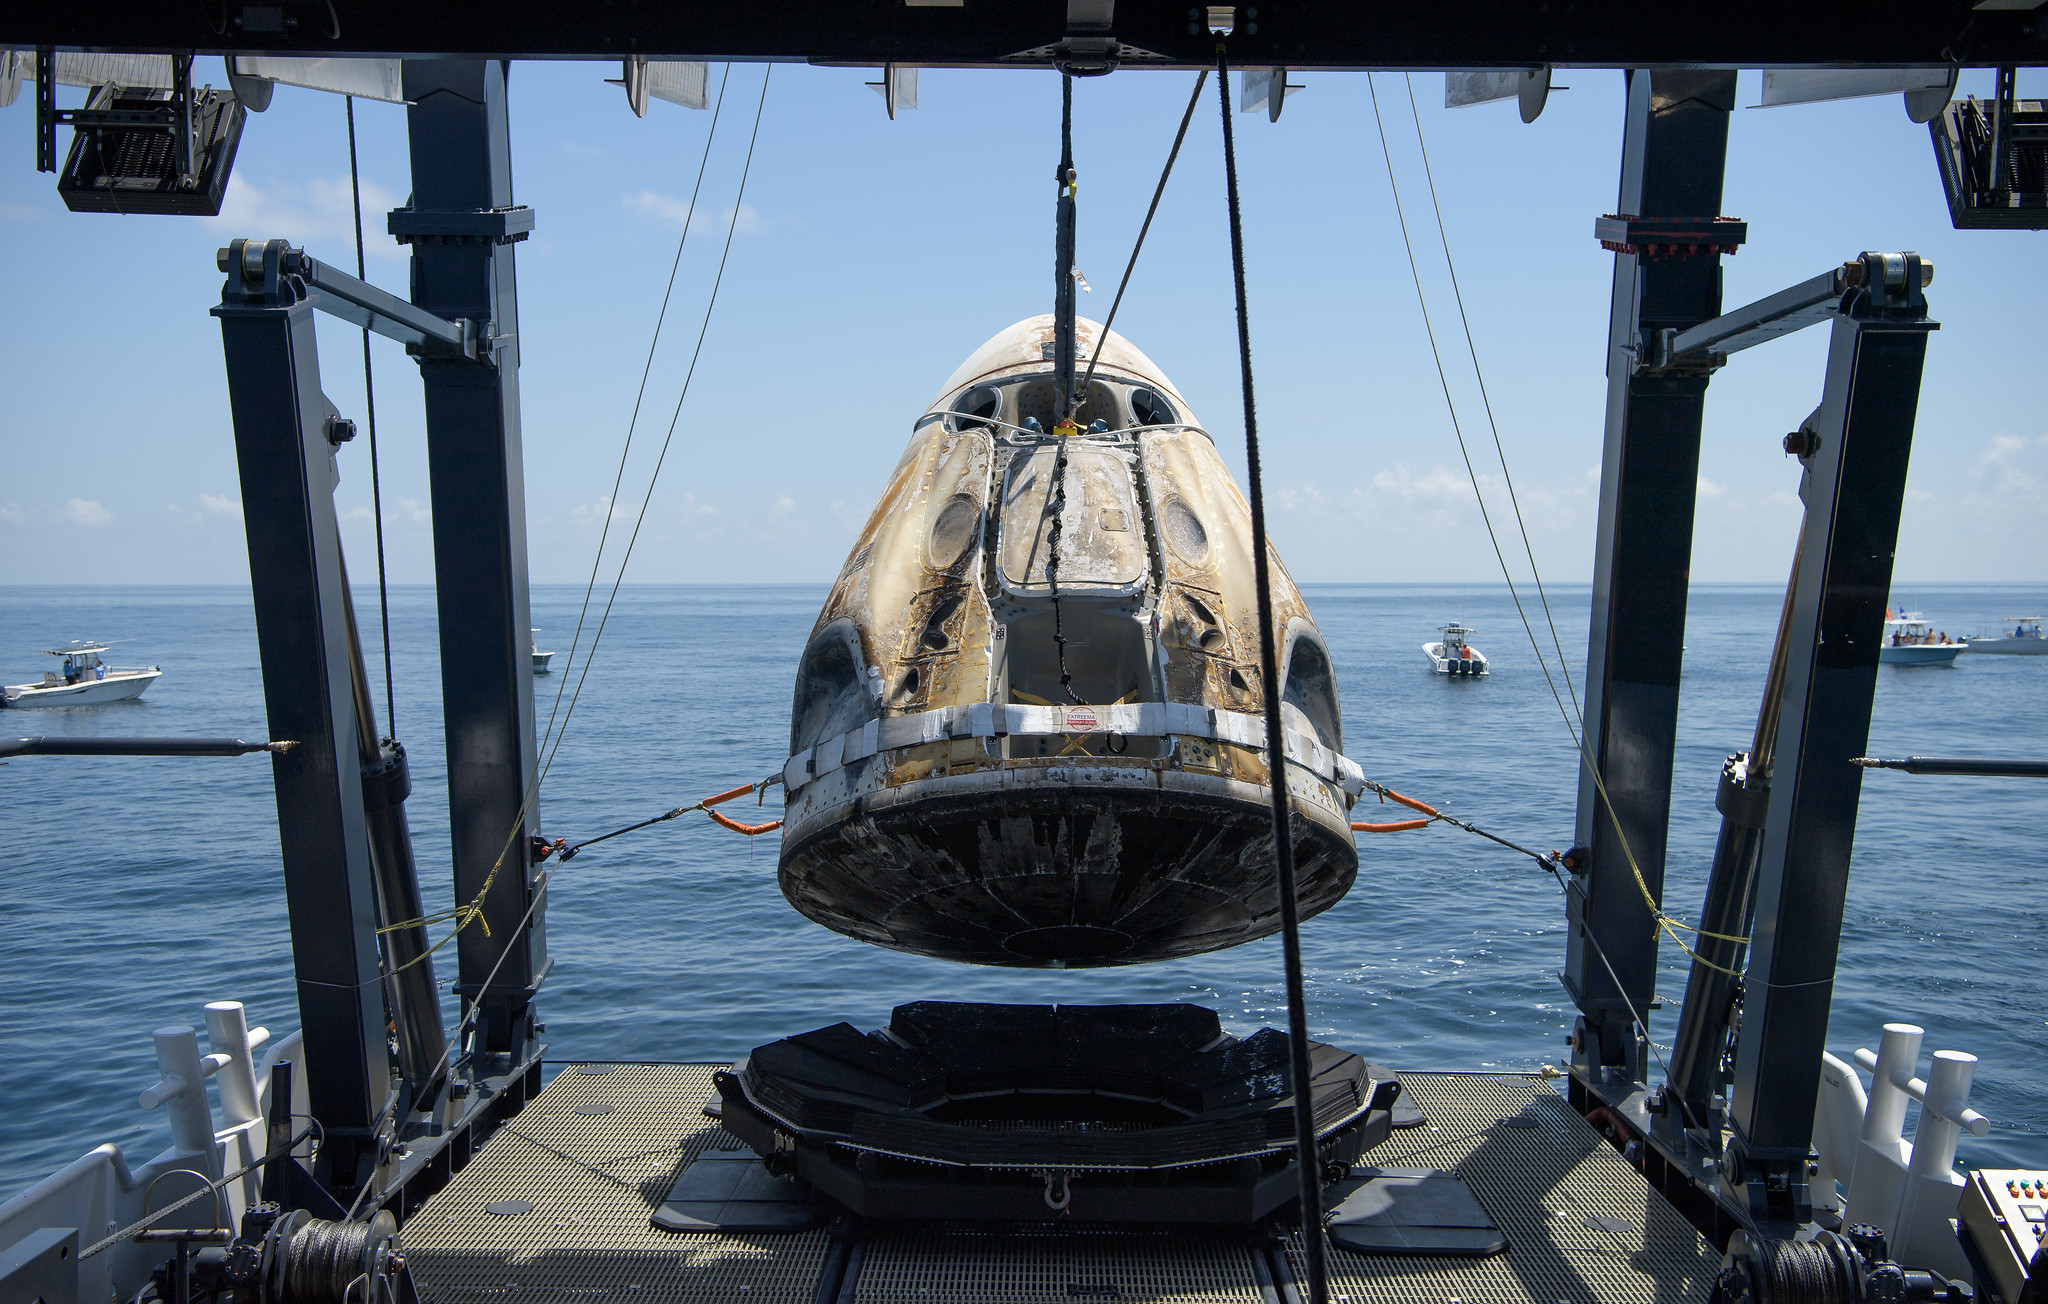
[1879,612,1963,666]
[1963,616,2048,655]
[1424,623,1489,676]
[532,627,555,673]
[0,641,161,707]
[777,316,1363,968]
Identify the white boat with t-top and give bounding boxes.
[1425,623,1489,677]
[532,628,555,673]
[1963,617,2048,656]
[1,642,162,707]
[1879,613,1962,666]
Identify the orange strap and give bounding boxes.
[1352,819,1431,833]
[1377,788,1440,819]
[708,809,783,836]
[701,783,759,809]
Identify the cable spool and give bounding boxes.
[274,1212,398,1303]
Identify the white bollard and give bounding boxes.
[1843,1023,1923,1232]
[1892,1051,1979,1276]
[141,1026,221,1179]
[203,1002,266,1127]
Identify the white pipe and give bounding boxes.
[1859,1023,1924,1146]
[142,1027,219,1176]
[1908,1051,1981,1173]
[203,1002,265,1127]
[1852,1045,1991,1136]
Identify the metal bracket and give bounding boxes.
[1642,253,1932,374]
[1595,212,1747,259]
[387,204,535,246]
[216,238,482,360]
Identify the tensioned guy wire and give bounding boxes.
[345,76,778,1226]
[1072,68,1210,413]
[345,94,395,734]
[1364,75,1743,976]
[1214,42,1331,1304]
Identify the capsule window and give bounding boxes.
[1130,387,1179,427]
[949,386,1001,433]
[926,494,982,572]
[1161,498,1210,567]
[790,622,876,754]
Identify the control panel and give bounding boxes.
[1961,1169,2048,1302]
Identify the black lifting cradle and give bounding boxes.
[714,1001,1399,1225]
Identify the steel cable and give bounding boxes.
[345,95,395,734]
[343,67,775,1223]
[1364,75,1744,974]
[1213,42,1330,1304]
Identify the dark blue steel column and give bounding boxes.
[213,239,393,1181]
[397,60,546,1055]
[1728,261,1936,1223]
[1567,70,1736,1080]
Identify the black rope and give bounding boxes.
[346,95,396,735]
[1073,69,1209,416]
[538,64,732,764]
[1046,73,1081,704]
[1214,43,1328,1304]
[337,68,774,1227]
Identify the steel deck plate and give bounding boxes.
[1287,1074,1717,1304]
[403,1066,1713,1304]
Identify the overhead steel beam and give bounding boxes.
[4,3,2045,69]
[1727,253,1936,1226]
[211,237,393,1192]
[398,59,547,1060]
[1565,68,1736,1084]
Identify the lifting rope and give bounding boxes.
[1213,39,1331,1304]
[1364,75,1746,978]
[1071,69,1209,417]
[345,95,396,735]
[364,69,771,982]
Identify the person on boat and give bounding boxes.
[62,656,79,685]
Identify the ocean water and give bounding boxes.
[3,581,2045,1198]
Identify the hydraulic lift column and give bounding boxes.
[396,59,547,1064]
[1567,70,1740,1083]
[213,240,393,1192]
[1727,255,1937,1224]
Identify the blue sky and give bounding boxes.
[2,61,2043,587]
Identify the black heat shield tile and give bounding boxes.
[1323,1166,1508,1258]
[651,1148,821,1234]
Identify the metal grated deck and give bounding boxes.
[1289,1075,1718,1304]
[402,1066,1715,1304]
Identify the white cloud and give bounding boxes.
[1697,476,1725,500]
[200,493,243,519]
[0,200,50,221]
[398,497,432,524]
[64,499,113,527]
[210,175,406,263]
[623,191,765,236]
[571,495,632,523]
[0,503,26,526]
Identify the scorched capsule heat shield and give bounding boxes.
[777,317,1363,967]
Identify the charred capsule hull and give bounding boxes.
[780,765,1359,967]
[780,316,1361,967]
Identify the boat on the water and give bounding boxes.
[1964,616,2047,656]
[1424,623,1489,676]
[532,627,555,673]
[1880,612,1963,666]
[0,642,161,707]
